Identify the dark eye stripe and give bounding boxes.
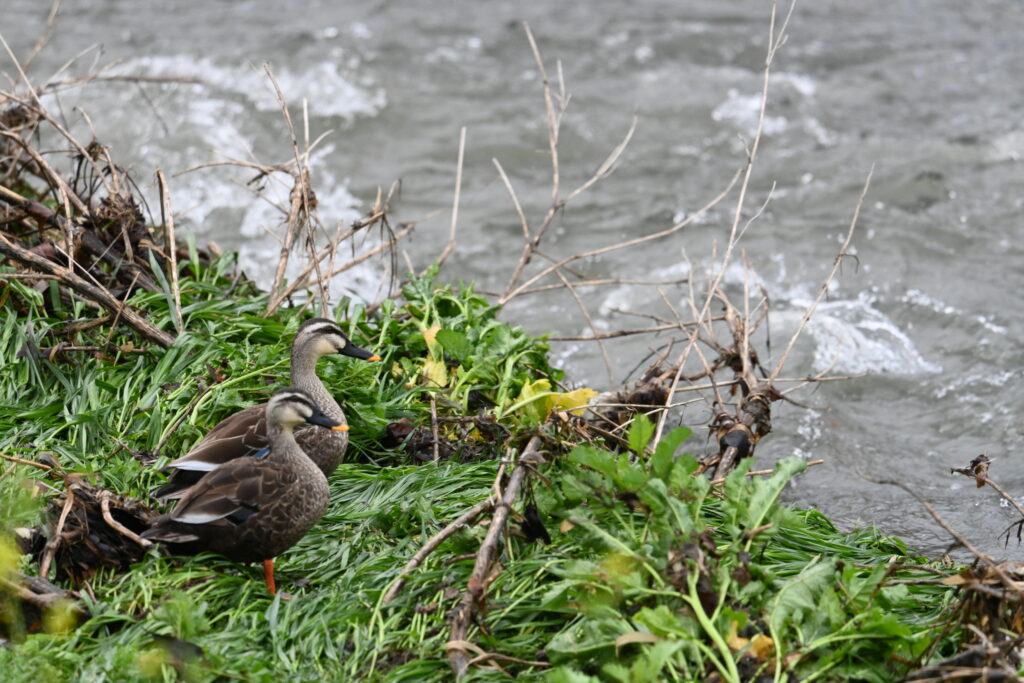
[301,323,345,338]
[271,391,316,411]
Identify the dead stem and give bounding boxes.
[769,167,873,383]
[381,496,496,605]
[448,436,544,678]
[555,269,613,384]
[861,472,1024,598]
[501,24,636,300]
[0,232,175,347]
[0,453,55,472]
[711,459,824,485]
[39,489,75,580]
[99,490,152,549]
[436,126,466,268]
[651,2,795,449]
[21,0,63,71]
[156,170,184,332]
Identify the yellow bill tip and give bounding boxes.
[368,354,382,362]
[331,424,350,432]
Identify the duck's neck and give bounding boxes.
[266,421,300,460]
[267,421,323,474]
[290,345,343,419]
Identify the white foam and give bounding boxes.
[795,293,942,375]
[644,255,938,377]
[711,89,788,137]
[772,72,817,97]
[900,289,1007,335]
[112,55,385,120]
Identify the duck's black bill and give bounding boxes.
[341,343,381,362]
[306,410,348,432]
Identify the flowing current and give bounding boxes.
[3,0,1023,557]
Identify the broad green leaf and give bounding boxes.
[628,413,655,455]
[631,640,687,682]
[651,425,692,479]
[436,328,472,362]
[633,605,689,639]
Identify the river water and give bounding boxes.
[3,1,1022,557]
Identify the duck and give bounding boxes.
[153,318,379,501]
[142,387,345,595]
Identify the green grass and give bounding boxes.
[0,254,966,681]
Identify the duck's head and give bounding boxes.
[267,387,349,432]
[294,317,381,362]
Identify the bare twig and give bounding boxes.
[768,168,872,383]
[861,473,1023,598]
[547,323,681,341]
[448,436,544,678]
[263,64,324,313]
[513,277,689,297]
[711,459,824,485]
[436,126,466,268]
[156,170,184,332]
[39,489,75,580]
[651,3,795,448]
[0,231,175,347]
[555,269,613,384]
[22,0,63,71]
[430,395,441,464]
[0,452,55,471]
[501,24,637,299]
[99,490,153,548]
[381,496,496,605]
[499,168,741,306]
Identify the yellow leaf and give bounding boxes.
[560,519,576,533]
[546,387,598,416]
[515,379,551,421]
[422,324,442,359]
[422,358,448,388]
[749,634,775,660]
[726,620,749,652]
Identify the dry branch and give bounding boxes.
[156,170,183,332]
[0,231,174,347]
[382,496,496,605]
[448,436,544,678]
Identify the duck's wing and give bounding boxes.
[152,404,269,502]
[151,457,295,534]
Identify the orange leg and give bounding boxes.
[263,559,276,595]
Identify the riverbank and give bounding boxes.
[0,250,1014,681]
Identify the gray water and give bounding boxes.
[3,1,1023,557]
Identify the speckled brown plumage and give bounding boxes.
[153,319,378,501]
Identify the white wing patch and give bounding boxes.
[169,460,222,472]
[173,510,235,524]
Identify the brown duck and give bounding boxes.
[142,387,345,594]
[153,318,379,501]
